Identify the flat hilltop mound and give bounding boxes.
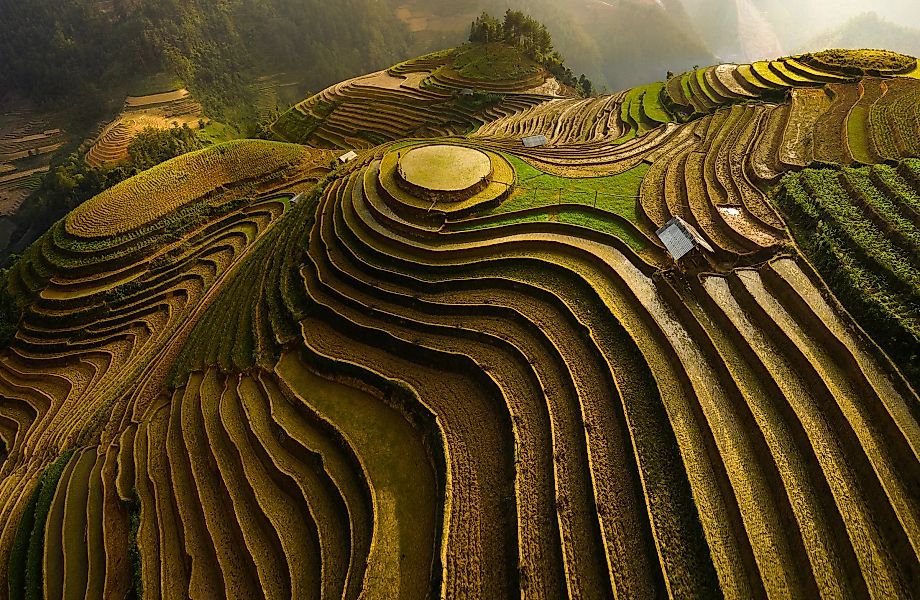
[397,144,492,196]
[801,48,919,74]
[1,46,919,599]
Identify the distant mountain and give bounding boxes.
[676,0,788,62]
[679,0,920,60]
[559,0,715,90]
[0,0,715,122]
[802,12,920,57]
[735,0,784,61]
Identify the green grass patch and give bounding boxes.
[695,68,721,103]
[680,73,694,104]
[616,82,674,139]
[455,155,650,251]
[451,43,542,82]
[197,121,242,146]
[846,104,871,163]
[640,82,674,124]
[455,207,646,253]
[499,155,648,221]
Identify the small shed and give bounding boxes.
[522,134,548,148]
[338,150,358,164]
[290,192,304,205]
[458,88,475,97]
[656,216,714,262]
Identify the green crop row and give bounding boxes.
[798,170,920,294]
[168,176,331,386]
[8,450,75,600]
[842,169,920,255]
[874,166,920,218]
[773,169,920,387]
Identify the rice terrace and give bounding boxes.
[1,14,920,600]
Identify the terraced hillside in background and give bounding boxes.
[0,101,66,220]
[1,45,919,599]
[85,89,204,168]
[270,43,575,149]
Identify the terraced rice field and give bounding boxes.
[85,89,204,168]
[0,100,66,216]
[270,46,570,149]
[1,47,919,598]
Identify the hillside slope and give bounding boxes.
[1,47,919,598]
[270,43,577,148]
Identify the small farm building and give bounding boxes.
[522,134,548,148]
[656,216,714,262]
[338,150,358,164]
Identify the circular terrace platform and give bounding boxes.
[397,144,492,198]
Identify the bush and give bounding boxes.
[125,493,143,600]
[128,124,203,172]
[456,89,505,109]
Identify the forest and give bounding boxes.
[0,0,412,119]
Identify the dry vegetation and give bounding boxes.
[0,47,918,599]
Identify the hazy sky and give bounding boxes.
[671,0,920,61]
[730,0,918,44]
[794,0,918,24]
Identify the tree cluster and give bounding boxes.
[128,124,203,172]
[0,265,21,350]
[469,10,594,96]
[0,0,411,121]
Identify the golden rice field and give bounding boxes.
[0,46,919,599]
[67,140,331,238]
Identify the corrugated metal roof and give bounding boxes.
[656,216,713,260]
[338,150,358,163]
[522,134,548,148]
[657,220,695,260]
